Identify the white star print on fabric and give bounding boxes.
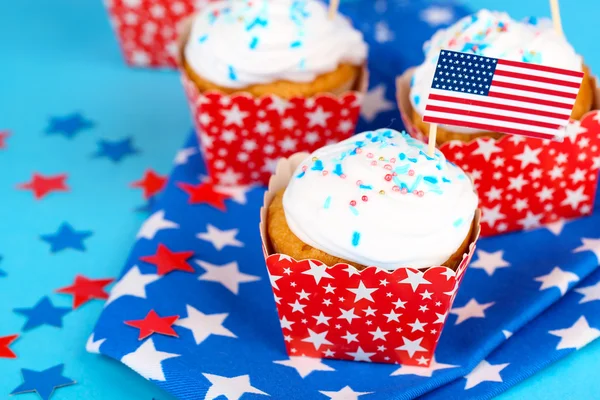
[347,281,378,302]
[212,184,253,205]
[105,266,160,306]
[400,269,431,291]
[137,210,179,240]
[341,331,359,343]
[375,21,394,43]
[396,336,427,358]
[534,266,579,296]
[369,327,389,341]
[481,204,506,228]
[485,186,503,202]
[174,147,197,165]
[306,106,332,127]
[121,339,180,381]
[470,250,510,276]
[216,167,242,186]
[268,97,291,114]
[279,136,298,152]
[85,333,106,354]
[320,386,373,400]
[575,281,600,304]
[289,299,307,313]
[420,5,454,26]
[472,139,502,161]
[549,316,600,350]
[390,356,458,377]
[273,356,335,378]
[563,120,587,142]
[507,174,528,192]
[514,145,542,168]
[313,312,332,326]
[196,224,243,251]
[221,104,249,126]
[302,329,333,350]
[360,84,395,122]
[203,373,268,400]
[450,299,495,325]
[537,186,555,202]
[502,330,513,339]
[175,305,236,345]
[196,260,260,294]
[561,186,590,210]
[280,316,294,330]
[517,211,543,230]
[574,237,600,262]
[408,318,428,333]
[383,309,401,322]
[302,261,334,284]
[346,346,376,362]
[464,360,510,390]
[338,307,360,323]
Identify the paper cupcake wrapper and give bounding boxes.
[397,68,600,237]
[258,153,482,366]
[176,18,368,186]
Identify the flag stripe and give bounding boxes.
[495,64,584,83]
[492,74,581,95]
[424,105,565,129]
[487,91,574,109]
[493,69,582,89]
[491,80,578,99]
[422,116,555,139]
[497,58,585,78]
[427,93,571,120]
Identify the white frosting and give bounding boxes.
[410,9,583,133]
[184,0,367,88]
[283,129,478,270]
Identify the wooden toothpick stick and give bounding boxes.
[549,0,564,37]
[328,0,340,20]
[427,124,438,157]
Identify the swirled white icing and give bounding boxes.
[184,0,367,89]
[282,129,478,270]
[410,9,583,133]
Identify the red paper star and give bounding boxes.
[0,130,9,149]
[0,334,18,358]
[124,310,179,340]
[140,243,195,275]
[17,173,69,200]
[177,182,231,211]
[131,169,167,199]
[56,275,114,308]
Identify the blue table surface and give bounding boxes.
[1,0,599,399]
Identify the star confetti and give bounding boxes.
[131,169,168,199]
[125,310,179,340]
[11,364,75,400]
[40,223,93,253]
[93,137,139,163]
[177,182,231,210]
[14,297,70,331]
[140,243,195,275]
[45,113,94,139]
[0,130,9,149]
[17,173,69,200]
[56,275,114,309]
[0,334,19,358]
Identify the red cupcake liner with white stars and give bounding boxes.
[397,69,600,237]
[259,153,482,367]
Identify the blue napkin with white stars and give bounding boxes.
[89,1,600,399]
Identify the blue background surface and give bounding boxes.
[0,0,598,399]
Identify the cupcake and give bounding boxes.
[182,0,367,99]
[267,128,479,271]
[177,0,369,186]
[408,10,595,145]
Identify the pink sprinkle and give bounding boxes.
[390,158,396,163]
[401,188,408,194]
[367,153,374,159]
[384,174,392,182]
[417,191,424,197]
[340,174,347,179]
[302,165,307,171]
[371,161,377,166]
[350,200,357,206]
[408,170,415,176]
[356,148,362,154]
[361,195,368,202]
[322,171,328,176]
[384,164,392,170]
[356,180,363,186]
[392,186,400,192]
[393,172,397,176]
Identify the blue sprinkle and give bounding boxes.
[457,174,466,180]
[228,65,237,81]
[199,34,208,43]
[291,40,302,48]
[249,37,259,49]
[296,171,306,178]
[299,59,306,69]
[526,16,538,25]
[359,184,372,190]
[333,164,343,176]
[311,160,324,171]
[394,164,410,175]
[399,153,406,160]
[407,157,418,163]
[324,196,331,209]
[352,231,361,247]
[442,177,451,183]
[410,75,416,87]
[355,140,365,148]
[349,206,359,216]
[436,164,442,170]
[409,175,423,192]
[366,133,372,139]
[393,176,409,191]
[413,95,420,105]
[453,218,464,228]
[423,176,438,184]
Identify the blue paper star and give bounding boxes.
[14,297,71,331]
[40,223,93,253]
[11,364,75,400]
[45,113,94,139]
[93,137,139,163]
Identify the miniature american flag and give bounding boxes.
[423,50,584,140]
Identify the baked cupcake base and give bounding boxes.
[268,189,475,271]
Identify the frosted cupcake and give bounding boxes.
[267,129,479,271]
[182,0,367,99]
[408,10,595,144]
